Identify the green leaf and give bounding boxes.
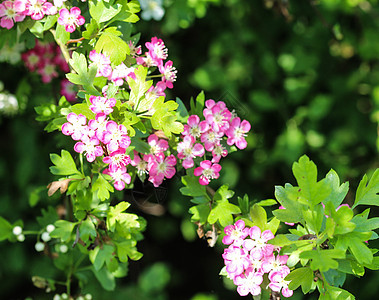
[113,0,141,23]
[116,240,143,262]
[89,244,115,271]
[319,286,355,300]
[89,0,122,24]
[92,266,116,291]
[322,170,349,209]
[189,203,211,224]
[82,18,99,40]
[175,97,189,122]
[214,185,235,202]
[107,202,140,234]
[208,201,241,227]
[249,204,267,230]
[79,218,97,241]
[55,23,70,44]
[95,27,130,65]
[43,15,58,31]
[303,203,323,234]
[190,91,205,116]
[0,216,12,241]
[50,150,81,176]
[286,267,314,294]
[180,175,210,199]
[29,21,44,39]
[92,173,114,201]
[66,52,100,96]
[50,220,77,242]
[353,169,379,208]
[300,249,345,272]
[71,103,96,120]
[273,185,304,223]
[138,263,170,294]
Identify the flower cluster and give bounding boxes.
[21,40,69,83]
[0,1,85,33]
[131,134,177,187]
[179,100,251,185]
[221,220,293,298]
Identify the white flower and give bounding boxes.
[139,0,165,21]
[41,231,51,242]
[35,242,45,252]
[0,93,19,115]
[12,226,23,236]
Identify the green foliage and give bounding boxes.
[49,150,81,176]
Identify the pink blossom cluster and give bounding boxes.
[61,95,134,191]
[178,99,251,185]
[21,40,69,83]
[0,1,85,33]
[130,134,177,187]
[222,220,293,298]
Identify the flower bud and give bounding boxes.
[41,231,51,242]
[35,242,45,252]
[12,226,22,236]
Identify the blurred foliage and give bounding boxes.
[1,0,379,299]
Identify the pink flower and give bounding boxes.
[103,148,131,172]
[110,63,135,86]
[88,113,108,142]
[243,226,275,258]
[177,135,205,169]
[147,153,176,187]
[130,151,149,177]
[89,95,116,115]
[103,166,131,191]
[194,160,221,185]
[145,37,168,66]
[58,7,85,33]
[60,79,76,102]
[128,41,142,57]
[21,49,40,71]
[211,142,228,163]
[0,1,25,29]
[234,270,263,296]
[222,245,250,276]
[103,121,131,153]
[203,100,232,133]
[37,61,58,83]
[158,60,177,89]
[145,81,167,103]
[147,134,169,155]
[89,50,112,77]
[200,129,223,152]
[268,269,293,298]
[262,253,289,275]
[222,219,249,247]
[182,115,209,139]
[25,0,57,21]
[74,136,104,163]
[61,113,87,141]
[226,117,251,150]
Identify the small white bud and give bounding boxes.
[61,293,68,300]
[17,234,25,242]
[84,294,92,300]
[59,244,68,253]
[77,297,84,300]
[12,226,22,236]
[41,232,51,242]
[46,224,55,233]
[35,242,45,252]
[53,295,61,300]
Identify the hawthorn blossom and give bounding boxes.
[200,128,223,152]
[58,7,85,33]
[147,134,168,155]
[222,219,249,247]
[194,160,221,185]
[147,153,176,187]
[130,150,149,177]
[37,61,58,83]
[128,41,142,57]
[103,148,131,172]
[234,270,263,297]
[146,37,168,65]
[268,269,293,298]
[24,0,57,21]
[21,50,40,71]
[110,63,135,86]
[89,95,116,115]
[88,113,108,142]
[0,0,26,29]
[262,253,290,275]
[222,245,250,277]
[74,136,103,163]
[89,50,112,78]
[61,113,87,141]
[159,60,177,89]
[103,166,131,191]
[103,121,131,153]
[177,135,205,169]
[60,79,76,102]
[139,0,165,21]
[203,100,232,133]
[243,226,275,258]
[226,117,251,150]
[182,115,209,139]
[211,142,228,163]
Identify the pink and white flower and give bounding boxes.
[182,115,209,139]
[158,60,177,89]
[89,50,112,78]
[203,100,232,133]
[147,153,176,187]
[88,113,108,142]
[194,160,221,185]
[177,135,205,169]
[147,134,169,155]
[110,63,135,86]
[268,269,293,298]
[146,37,168,65]
[103,148,131,172]
[243,226,275,258]
[222,219,249,247]
[58,7,85,33]
[25,0,57,21]
[103,121,131,153]
[0,0,26,29]
[130,150,149,177]
[60,79,76,102]
[103,166,131,191]
[89,95,116,115]
[61,113,87,141]
[234,270,263,297]
[226,117,251,150]
[74,136,103,163]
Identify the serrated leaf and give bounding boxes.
[50,220,76,242]
[50,150,80,176]
[353,169,379,208]
[95,27,129,65]
[249,204,267,230]
[207,200,241,227]
[180,175,209,198]
[89,1,122,24]
[0,216,12,241]
[90,244,115,271]
[214,185,235,202]
[322,169,349,208]
[71,103,96,120]
[92,173,114,201]
[189,203,211,224]
[82,18,99,40]
[286,267,313,294]
[79,218,97,241]
[92,266,116,291]
[55,23,70,44]
[300,249,345,272]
